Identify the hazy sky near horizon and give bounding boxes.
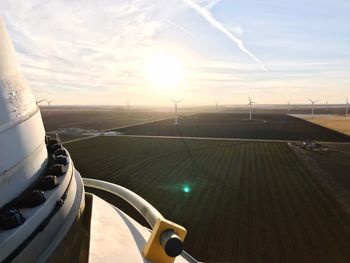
[0,0,349,105]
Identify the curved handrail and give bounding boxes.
[82,178,164,228]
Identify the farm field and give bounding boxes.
[292,115,350,136]
[41,107,178,141]
[292,143,350,214]
[66,136,350,263]
[113,112,350,142]
[41,108,174,131]
[221,106,349,115]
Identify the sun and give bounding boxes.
[146,51,184,90]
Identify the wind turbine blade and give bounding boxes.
[307,98,313,103]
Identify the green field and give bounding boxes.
[66,137,350,262]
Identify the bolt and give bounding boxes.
[38,175,58,191]
[0,209,25,230]
[54,155,68,166]
[48,143,62,153]
[47,138,58,147]
[54,148,67,157]
[49,164,65,176]
[21,190,46,208]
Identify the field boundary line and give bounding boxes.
[106,134,350,145]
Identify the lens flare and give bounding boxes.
[182,185,191,193]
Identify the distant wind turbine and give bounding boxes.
[307,98,318,115]
[124,100,130,111]
[286,101,291,113]
[214,100,220,111]
[346,98,349,116]
[247,96,256,120]
[45,99,53,107]
[170,98,183,125]
[325,100,328,111]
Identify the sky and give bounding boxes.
[0,0,349,105]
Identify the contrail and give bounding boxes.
[181,0,268,72]
[205,0,221,10]
[166,20,195,37]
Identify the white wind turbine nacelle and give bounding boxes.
[0,18,48,207]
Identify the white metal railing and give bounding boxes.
[83,178,199,263]
[82,178,164,228]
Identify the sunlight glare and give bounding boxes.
[146,51,184,90]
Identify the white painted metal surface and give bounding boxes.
[89,195,191,263]
[0,17,48,207]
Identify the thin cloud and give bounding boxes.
[181,0,268,72]
[0,0,171,102]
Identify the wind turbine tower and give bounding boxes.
[346,98,349,116]
[170,98,183,125]
[325,100,328,111]
[286,101,291,113]
[247,96,256,120]
[125,100,130,111]
[307,98,318,116]
[214,101,219,111]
